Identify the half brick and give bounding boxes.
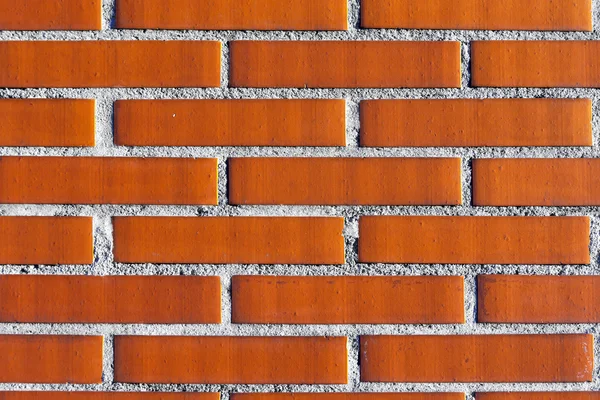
[0,157,217,205]
[113,217,345,265]
[232,275,465,324]
[0,275,221,324]
[360,334,593,382]
[114,336,348,384]
[230,41,461,88]
[0,0,102,30]
[114,99,346,147]
[359,216,590,265]
[0,216,93,265]
[229,158,462,205]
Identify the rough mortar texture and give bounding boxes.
[1,0,600,396]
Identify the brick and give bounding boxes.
[232,394,465,400]
[478,275,600,323]
[113,217,344,264]
[0,394,218,400]
[0,335,102,383]
[0,0,102,30]
[0,157,217,205]
[477,393,600,400]
[359,216,590,265]
[116,0,347,30]
[360,334,593,382]
[230,41,461,88]
[0,41,220,88]
[472,41,600,88]
[0,275,220,324]
[0,99,95,147]
[360,99,592,147]
[361,0,592,31]
[114,99,346,147]
[232,275,465,324]
[114,336,347,384]
[473,158,600,206]
[0,217,92,265]
[229,158,462,205]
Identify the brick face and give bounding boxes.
[0,0,102,30]
[0,394,219,400]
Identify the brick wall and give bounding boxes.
[0,0,599,398]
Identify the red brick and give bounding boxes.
[360,99,592,147]
[359,216,590,265]
[232,394,465,400]
[113,217,344,264]
[232,275,464,324]
[116,0,348,30]
[473,158,600,206]
[0,217,92,265]
[0,157,217,205]
[230,41,461,88]
[0,394,217,400]
[360,334,593,382]
[114,99,346,147]
[229,158,462,205]
[0,99,95,147]
[114,336,347,384]
[479,275,600,323]
[0,41,220,88]
[0,0,102,30]
[361,0,592,30]
[0,275,220,324]
[477,393,600,400]
[0,335,102,383]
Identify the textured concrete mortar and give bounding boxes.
[1,0,600,395]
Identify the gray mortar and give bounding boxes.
[1,0,600,395]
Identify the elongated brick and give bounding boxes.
[116,0,347,30]
[477,393,600,400]
[0,217,92,265]
[113,217,344,264]
[114,336,347,384]
[360,99,592,147]
[0,41,220,88]
[0,157,217,205]
[0,99,95,147]
[359,216,590,265]
[478,275,600,323]
[114,99,346,147]
[360,334,593,382]
[0,393,218,400]
[472,41,600,87]
[361,0,592,31]
[232,275,465,324]
[0,335,102,383]
[473,158,600,206]
[233,394,465,400]
[229,158,462,205]
[0,0,102,30]
[230,41,461,88]
[0,275,220,324]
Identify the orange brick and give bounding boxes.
[473,158,600,206]
[232,275,465,324]
[0,275,220,324]
[360,99,592,147]
[0,335,102,383]
[0,99,95,147]
[360,334,593,382]
[0,157,217,205]
[116,0,347,30]
[361,0,592,30]
[0,41,220,88]
[0,217,92,265]
[114,336,347,384]
[477,393,600,400]
[230,41,461,88]
[113,217,344,264]
[114,99,346,147]
[0,0,101,30]
[359,216,590,265]
[0,394,218,400]
[229,158,462,205]
[478,275,600,323]
[233,394,465,400]
[472,41,600,88]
